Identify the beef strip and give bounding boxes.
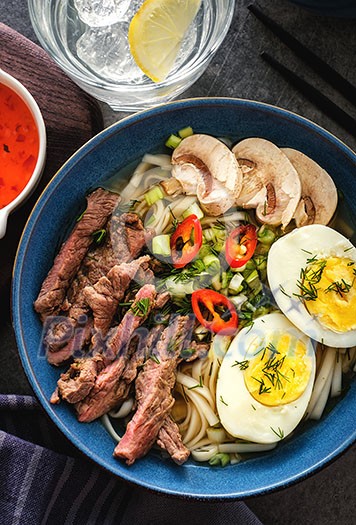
[113,315,189,465]
[34,188,120,320]
[54,355,105,404]
[76,324,165,422]
[64,211,145,322]
[43,212,148,364]
[181,340,210,363]
[75,339,137,420]
[101,284,156,363]
[110,211,149,263]
[156,416,190,465]
[57,284,156,408]
[83,255,151,335]
[46,317,93,366]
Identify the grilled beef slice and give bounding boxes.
[57,284,156,408]
[55,355,105,404]
[34,188,120,320]
[46,317,93,366]
[101,284,156,363]
[76,323,164,422]
[157,416,190,465]
[43,213,147,365]
[83,255,151,334]
[64,212,147,321]
[113,316,189,465]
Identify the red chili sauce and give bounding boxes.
[0,82,39,209]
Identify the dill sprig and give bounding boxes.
[170,259,206,282]
[232,360,249,370]
[302,260,326,284]
[294,279,318,301]
[279,284,291,298]
[92,228,106,244]
[131,297,151,317]
[325,278,354,296]
[270,426,284,439]
[149,354,160,364]
[188,375,203,390]
[252,376,271,395]
[214,219,227,231]
[219,395,228,406]
[174,296,193,315]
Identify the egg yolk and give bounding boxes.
[302,257,356,333]
[244,332,312,406]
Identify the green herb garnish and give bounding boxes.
[131,297,151,317]
[232,360,249,370]
[270,426,284,439]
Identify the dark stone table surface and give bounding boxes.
[1,1,355,524]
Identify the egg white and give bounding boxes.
[216,313,316,444]
[267,225,356,348]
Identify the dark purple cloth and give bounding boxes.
[0,394,263,525]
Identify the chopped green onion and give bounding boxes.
[230,294,248,310]
[203,254,220,272]
[221,272,229,289]
[178,126,194,139]
[199,244,212,258]
[144,185,164,206]
[229,273,244,294]
[209,452,230,467]
[244,269,259,284]
[165,134,182,149]
[203,228,216,242]
[152,234,171,257]
[244,259,256,271]
[253,255,267,271]
[211,273,222,291]
[213,241,225,253]
[258,225,276,245]
[182,202,204,220]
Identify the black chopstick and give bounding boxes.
[248,4,356,107]
[261,52,356,136]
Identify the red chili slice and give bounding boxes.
[170,214,203,269]
[191,289,238,335]
[225,224,257,268]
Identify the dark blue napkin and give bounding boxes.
[0,394,262,525]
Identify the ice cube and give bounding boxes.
[74,0,132,27]
[76,23,145,83]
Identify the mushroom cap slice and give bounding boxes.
[282,148,338,227]
[171,134,243,216]
[232,138,301,228]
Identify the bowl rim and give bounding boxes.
[27,0,236,92]
[12,97,356,499]
[0,68,46,237]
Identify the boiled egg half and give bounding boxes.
[216,312,315,443]
[267,225,356,347]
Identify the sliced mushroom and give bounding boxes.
[171,134,243,216]
[282,148,338,227]
[232,138,301,228]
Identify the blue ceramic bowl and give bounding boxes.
[12,98,356,499]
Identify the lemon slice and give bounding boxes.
[128,0,202,83]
